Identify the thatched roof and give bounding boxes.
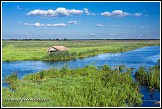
[48,46,69,52]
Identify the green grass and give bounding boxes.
[3,65,143,107]
[135,59,160,91]
[2,40,160,61]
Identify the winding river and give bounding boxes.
[2,46,160,107]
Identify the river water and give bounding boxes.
[2,46,160,107]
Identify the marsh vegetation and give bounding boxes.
[2,40,160,61]
[3,64,144,107]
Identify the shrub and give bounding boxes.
[135,60,160,91]
[4,72,18,84]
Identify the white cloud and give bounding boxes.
[108,25,116,27]
[107,25,148,28]
[134,13,142,17]
[33,23,44,27]
[90,33,96,36]
[101,10,143,18]
[139,34,152,37]
[101,10,129,17]
[15,5,22,9]
[67,21,78,25]
[123,25,149,28]
[24,22,44,27]
[49,33,54,35]
[83,8,96,16]
[123,25,136,28]
[140,26,149,28]
[52,23,66,27]
[83,8,90,15]
[96,24,105,27]
[27,7,83,17]
[108,34,116,36]
[101,12,111,16]
[24,23,67,27]
[24,23,31,26]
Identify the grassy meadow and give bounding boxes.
[2,40,160,61]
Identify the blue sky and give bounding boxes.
[2,2,160,39]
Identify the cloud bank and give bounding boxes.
[24,23,67,27]
[27,8,144,18]
[24,20,79,27]
[27,7,83,17]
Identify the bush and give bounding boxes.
[135,60,160,91]
[4,72,18,84]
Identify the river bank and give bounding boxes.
[2,40,160,62]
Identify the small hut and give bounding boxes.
[48,46,69,53]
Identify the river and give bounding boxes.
[2,46,160,107]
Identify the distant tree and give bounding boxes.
[63,38,68,41]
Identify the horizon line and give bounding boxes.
[2,38,160,40]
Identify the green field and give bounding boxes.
[2,40,160,61]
